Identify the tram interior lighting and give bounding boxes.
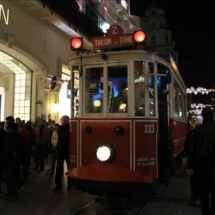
[120,103,126,110]
[134,76,144,83]
[94,100,101,107]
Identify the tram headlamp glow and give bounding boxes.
[95,142,116,163]
[96,146,111,161]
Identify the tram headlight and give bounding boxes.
[95,142,115,163]
[97,146,110,161]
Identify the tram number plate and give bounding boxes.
[144,124,154,133]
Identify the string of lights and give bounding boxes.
[187,103,212,116]
[186,86,215,94]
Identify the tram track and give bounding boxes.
[74,200,96,215]
[49,191,81,206]
[67,183,167,215]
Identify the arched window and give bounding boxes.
[151,36,156,45]
[151,23,155,30]
[165,35,169,44]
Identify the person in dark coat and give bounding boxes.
[18,121,31,182]
[184,122,199,201]
[34,119,50,171]
[1,123,27,202]
[187,106,215,215]
[4,116,15,131]
[52,115,72,191]
[0,127,6,193]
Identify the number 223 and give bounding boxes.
[144,124,154,133]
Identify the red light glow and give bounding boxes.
[133,31,146,43]
[71,38,83,49]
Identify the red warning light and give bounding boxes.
[70,37,83,51]
[133,30,146,43]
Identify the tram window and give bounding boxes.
[174,80,180,118]
[72,67,79,117]
[108,65,128,113]
[149,63,155,116]
[178,87,186,118]
[178,88,183,117]
[134,61,145,116]
[85,67,103,114]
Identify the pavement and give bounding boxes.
[140,159,202,215]
[0,159,203,215]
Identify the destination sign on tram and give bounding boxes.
[92,25,134,49]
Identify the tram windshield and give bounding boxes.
[134,61,155,116]
[134,61,145,116]
[108,65,128,113]
[85,67,104,114]
[84,65,128,114]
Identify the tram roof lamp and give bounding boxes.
[70,37,83,51]
[133,30,146,43]
[101,53,107,60]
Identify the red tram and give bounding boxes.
[68,26,188,196]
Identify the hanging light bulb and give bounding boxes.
[51,103,60,113]
[51,92,60,113]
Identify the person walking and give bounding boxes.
[0,126,6,193]
[52,115,72,191]
[1,122,27,202]
[187,106,215,215]
[18,121,31,182]
[50,124,60,175]
[34,119,50,171]
[4,116,15,131]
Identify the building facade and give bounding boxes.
[0,0,175,123]
[141,2,178,63]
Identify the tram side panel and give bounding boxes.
[134,120,158,180]
[169,119,188,160]
[70,120,79,168]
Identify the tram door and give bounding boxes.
[157,68,171,182]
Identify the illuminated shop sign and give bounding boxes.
[0,4,9,25]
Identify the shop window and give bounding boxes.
[14,72,32,121]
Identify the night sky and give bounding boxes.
[130,0,215,104]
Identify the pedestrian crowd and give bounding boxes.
[0,115,71,203]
